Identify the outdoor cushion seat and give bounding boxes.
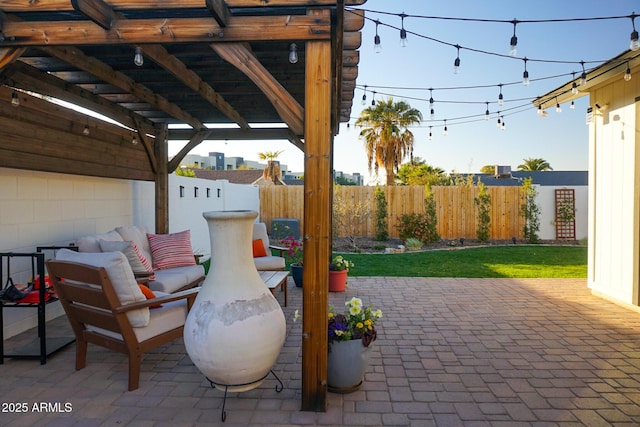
[47,249,198,391]
[252,222,286,271]
[150,265,205,294]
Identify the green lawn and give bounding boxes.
[333,245,587,278]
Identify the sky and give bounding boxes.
[168,0,636,184]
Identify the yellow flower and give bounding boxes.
[335,330,344,336]
[349,305,362,316]
[373,309,383,318]
[364,319,372,326]
[294,310,301,322]
[356,322,364,329]
[328,312,334,319]
[347,297,363,307]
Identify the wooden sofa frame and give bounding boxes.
[46,260,199,391]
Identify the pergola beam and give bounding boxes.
[71,0,117,30]
[212,42,304,136]
[0,15,331,47]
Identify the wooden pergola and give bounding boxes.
[0,0,366,411]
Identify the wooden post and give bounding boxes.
[154,124,169,234]
[301,39,332,411]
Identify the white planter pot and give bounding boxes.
[327,339,373,393]
[184,210,286,392]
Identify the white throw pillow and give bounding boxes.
[55,249,150,327]
[98,240,155,278]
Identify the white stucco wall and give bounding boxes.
[587,83,639,306]
[537,186,588,241]
[0,168,259,339]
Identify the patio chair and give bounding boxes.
[252,222,287,270]
[46,250,199,391]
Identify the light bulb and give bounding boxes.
[631,30,640,51]
[497,117,502,128]
[571,82,579,95]
[428,128,433,140]
[11,91,19,107]
[484,103,490,120]
[443,121,448,136]
[501,119,506,130]
[570,101,575,110]
[522,70,530,86]
[580,71,587,86]
[430,108,435,120]
[134,47,144,66]
[498,93,504,106]
[288,43,298,64]
[361,91,367,106]
[556,102,562,113]
[83,124,90,135]
[400,29,407,47]
[537,105,543,116]
[132,136,138,145]
[453,57,460,74]
[374,34,381,53]
[429,96,434,109]
[624,65,632,81]
[509,35,518,56]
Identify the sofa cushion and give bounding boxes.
[252,239,267,257]
[147,264,204,294]
[147,230,196,270]
[55,249,150,327]
[98,240,155,278]
[87,294,188,342]
[76,230,123,253]
[115,225,152,266]
[254,256,286,271]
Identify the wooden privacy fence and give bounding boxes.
[259,185,525,240]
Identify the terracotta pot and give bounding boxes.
[290,263,303,288]
[184,210,286,392]
[328,269,348,292]
[327,339,372,393]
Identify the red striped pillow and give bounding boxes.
[147,230,196,270]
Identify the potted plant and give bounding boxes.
[327,297,382,392]
[282,236,303,287]
[328,255,354,292]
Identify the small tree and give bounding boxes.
[333,186,371,250]
[374,186,389,241]
[520,177,541,243]
[423,191,440,243]
[474,181,491,242]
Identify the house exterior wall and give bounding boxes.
[587,77,640,306]
[0,168,259,338]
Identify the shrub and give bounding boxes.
[520,177,541,243]
[374,186,389,241]
[404,238,422,250]
[474,182,491,242]
[397,193,440,244]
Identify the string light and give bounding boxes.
[134,47,144,66]
[498,84,504,106]
[429,88,435,119]
[428,126,433,140]
[579,61,587,86]
[453,45,461,74]
[624,62,632,81]
[630,13,640,51]
[443,119,448,136]
[11,90,19,107]
[484,102,490,120]
[537,105,543,116]
[374,20,382,53]
[522,58,530,86]
[361,85,367,105]
[131,135,138,145]
[399,13,408,47]
[371,91,376,106]
[509,20,519,56]
[496,114,502,128]
[555,97,562,113]
[500,116,506,130]
[570,100,575,109]
[288,43,298,64]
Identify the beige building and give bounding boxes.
[536,50,640,309]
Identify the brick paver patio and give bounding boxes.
[2,277,640,426]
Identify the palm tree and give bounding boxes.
[355,98,423,185]
[517,158,553,171]
[257,150,285,185]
